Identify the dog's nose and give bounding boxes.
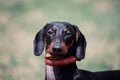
[53,45,62,52]
[53,38,62,52]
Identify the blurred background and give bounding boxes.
[0,0,120,80]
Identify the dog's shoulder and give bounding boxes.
[74,69,120,80]
[74,69,94,80]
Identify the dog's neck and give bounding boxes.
[45,63,78,80]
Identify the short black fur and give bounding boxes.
[34,21,120,80]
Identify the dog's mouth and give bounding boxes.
[45,52,66,60]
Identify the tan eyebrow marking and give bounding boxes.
[52,26,56,31]
[64,28,67,32]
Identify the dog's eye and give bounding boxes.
[64,31,72,37]
[47,30,53,35]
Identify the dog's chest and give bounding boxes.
[46,65,56,80]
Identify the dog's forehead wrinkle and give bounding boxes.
[46,22,75,36]
[50,22,73,30]
[52,24,65,34]
[53,23,65,29]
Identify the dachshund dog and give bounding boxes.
[34,21,120,80]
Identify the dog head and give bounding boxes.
[34,21,86,60]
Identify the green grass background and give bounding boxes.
[0,0,120,80]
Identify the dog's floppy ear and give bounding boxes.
[75,26,87,61]
[34,29,44,56]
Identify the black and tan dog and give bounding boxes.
[34,21,120,80]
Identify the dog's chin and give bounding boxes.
[45,52,67,60]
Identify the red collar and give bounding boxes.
[45,56,77,66]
